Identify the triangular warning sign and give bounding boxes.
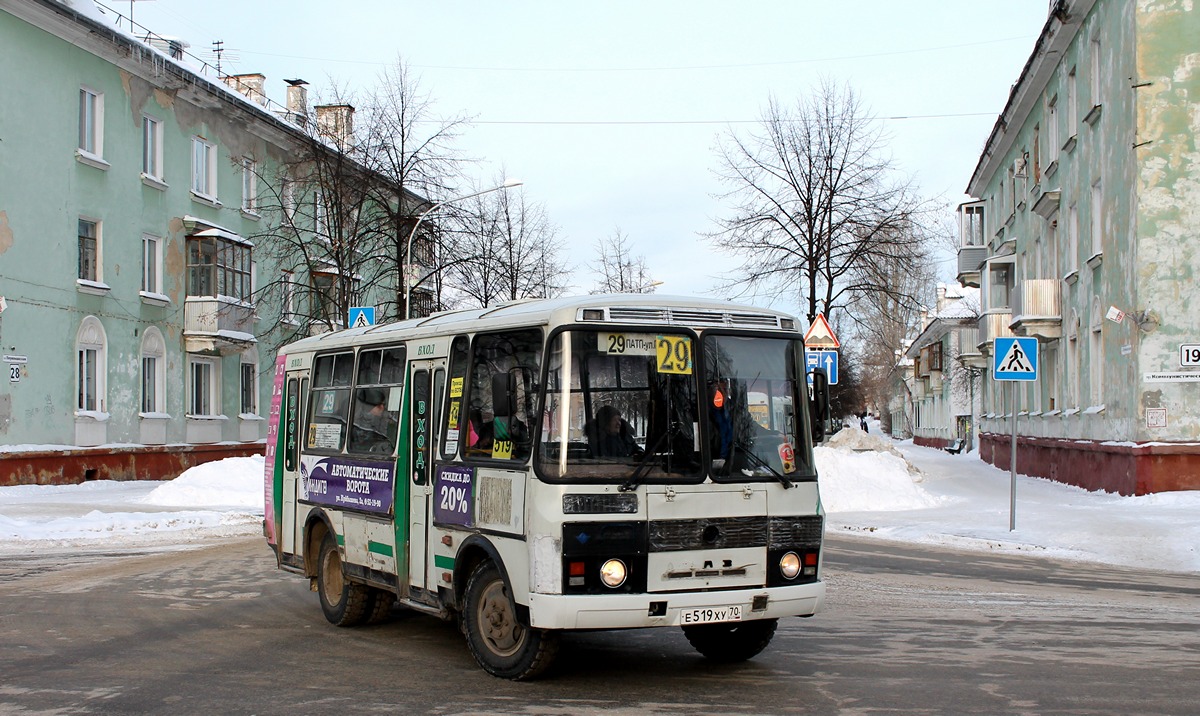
[803,313,840,349]
[998,340,1034,373]
[352,311,371,329]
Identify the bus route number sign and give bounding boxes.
[655,336,693,375]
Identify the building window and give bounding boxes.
[1047,95,1059,159]
[1067,67,1078,134]
[140,327,167,414]
[281,176,296,221]
[281,271,297,323]
[188,356,220,417]
[78,87,103,157]
[76,316,107,413]
[240,356,258,415]
[142,235,162,295]
[985,259,1014,312]
[187,235,252,301]
[315,191,330,240]
[1067,312,1080,409]
[1090,180,1103,258]
[191,137,217,199]
[1090,37,1102,107]
[142,115,163,180]
[1090,298,1103,406]
[1067,204,1079,276]
[241,157,258,212]
[78,218,99,282]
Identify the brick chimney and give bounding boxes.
[223,73,267,107]
[284,78,308,125]
[315,103,355,150]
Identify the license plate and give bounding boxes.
[678,605,743,625]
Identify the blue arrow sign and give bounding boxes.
[992,337,1039,381]
[348,306,376,329]
[806,349,839,385]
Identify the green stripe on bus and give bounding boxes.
[434,555,455,570]
[336,533,345,546]
[368,541,394,557]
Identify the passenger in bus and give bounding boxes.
[588,405,643,458]
[351,388,396,453]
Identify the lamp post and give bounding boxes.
[403,178,523,319]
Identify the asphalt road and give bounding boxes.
[1,534,1197,715]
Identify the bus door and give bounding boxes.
[281,372,306,556]
[407,359,445,594]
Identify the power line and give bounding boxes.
[444,112,995,127]
[230,35,1034,73]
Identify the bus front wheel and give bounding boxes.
[462,560,558,680]
[316,532,372,627]
[682,618,778,662]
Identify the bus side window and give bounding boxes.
[307,353,353,452]
[347,347,405,456]
[464,329,542,462]
[441,336,470,460]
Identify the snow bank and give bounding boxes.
[139,456,265,510]
[816,446,943,512]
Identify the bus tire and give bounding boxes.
[316,532,371,627]
[366,588,395,624]
[462,560,558,680]
[682,617,778,662]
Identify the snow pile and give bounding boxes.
[817,446,943,512]
[139,456,265,509]
[827,425,921,474]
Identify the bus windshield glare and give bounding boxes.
[537,329,813,483]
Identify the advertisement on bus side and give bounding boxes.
[299,455,395,515]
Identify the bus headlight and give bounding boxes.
[779,552,801,580]
[599,559,627,588]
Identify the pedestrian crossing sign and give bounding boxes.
[992,337,1039,381]
[348,306,376,329]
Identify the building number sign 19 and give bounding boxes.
[1181,344,1200,367]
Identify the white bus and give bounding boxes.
[264,295,831,679]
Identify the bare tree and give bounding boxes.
[708,79,939,325]
[356,59,471,321]
[589,228,656,293]
[448,184,570,307]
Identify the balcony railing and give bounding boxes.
[956,246,988,288]
[979,312,1013,355]
[184,297,256,353]
[1010,279,1062,339]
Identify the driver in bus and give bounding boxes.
[352,388,396,453]
[589,405,643,458]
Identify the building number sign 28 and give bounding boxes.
[9,364,20,383]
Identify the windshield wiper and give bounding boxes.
[731,439,793,489]
[620,424,672,492]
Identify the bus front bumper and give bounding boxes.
[525,580,825,630]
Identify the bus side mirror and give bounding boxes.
[808,368,830,444]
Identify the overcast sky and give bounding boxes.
[113,0,1049,312]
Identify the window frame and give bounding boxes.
[140,326,167,415]
[191,136,218,200]
[75,316,107,414]
[141,114,164,181]
[141,234,163,296]
[78,86,104,158]
[240,355,259,416]
[187,234,253,302]
[77,217,100,283]
[241,157,258,214]
[188,355,221,418]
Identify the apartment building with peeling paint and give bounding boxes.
[954,0,1200,494]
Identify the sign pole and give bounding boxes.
[1010,381,1017,532]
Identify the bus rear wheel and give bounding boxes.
[462,560,558,680]
[316,532,372,627]
[682,618,778,662]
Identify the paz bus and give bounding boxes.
[263,294,831,679]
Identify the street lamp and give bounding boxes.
[403,178,523,319]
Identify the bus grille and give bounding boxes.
[648,515,823,552]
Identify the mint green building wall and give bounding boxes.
[1134,0,1200,442]
[0,5,290,449]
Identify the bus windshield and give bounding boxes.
[538,329,702,482]
[703,334,814,482]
